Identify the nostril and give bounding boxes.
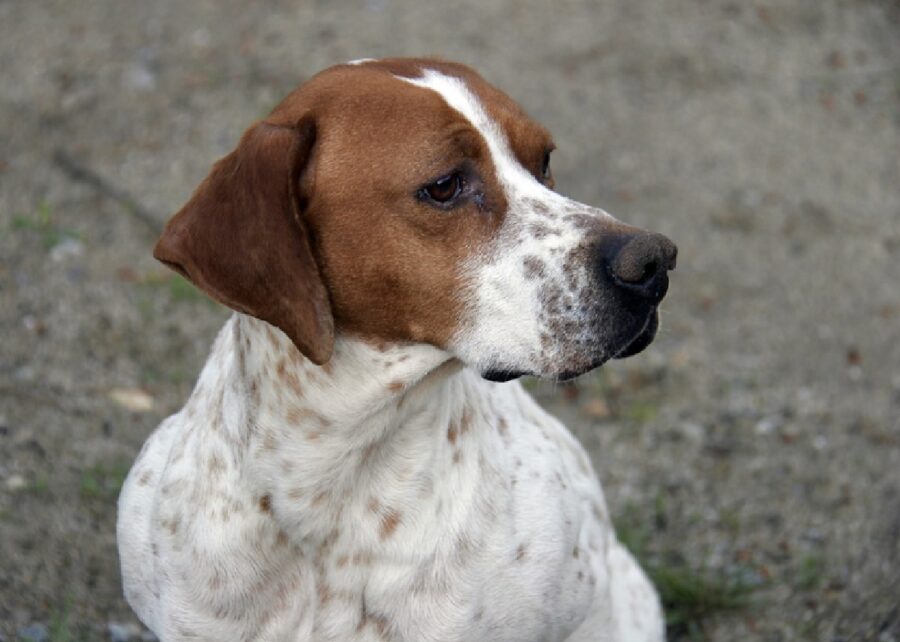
[603,232,676,302]
[639,260,658,285]
[610,237,663,286]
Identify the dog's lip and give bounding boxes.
[612,308,659,360]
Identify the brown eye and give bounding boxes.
[420,173,463,205]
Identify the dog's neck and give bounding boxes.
[192,314,493,544]
[235,314,459,427]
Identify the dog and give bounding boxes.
[117,57,677,642]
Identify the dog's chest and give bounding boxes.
[301,394,608,641]
[120,335,611,641]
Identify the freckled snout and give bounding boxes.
[598,232,678,305]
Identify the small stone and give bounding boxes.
[22,315,46,335]
[108,621,141,642]
[679,421,705,442]
[125,64,156,92]
[755,416,782,436]
[17,623,49,642]
[108,388,156,413]
[50,238,84,263]
[5,474,27,491]
[581,399,610,419]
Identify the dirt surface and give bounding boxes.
[1,1,899,640]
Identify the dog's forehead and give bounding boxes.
[279,59,553,165]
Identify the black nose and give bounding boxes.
[603,232,677,304]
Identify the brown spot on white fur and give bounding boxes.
[379,509,402,539]
[522,255,547,279]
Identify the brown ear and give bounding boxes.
[153,118,334,364]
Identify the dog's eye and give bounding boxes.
[541,151,552,181]
[420,173,463,205]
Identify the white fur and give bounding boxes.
[118,64,664,641]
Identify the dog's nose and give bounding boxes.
[602,232,677,304]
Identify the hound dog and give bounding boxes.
[117,57,677,642]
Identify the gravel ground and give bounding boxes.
[1,1,899,640]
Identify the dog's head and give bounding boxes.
[155,58,676,381]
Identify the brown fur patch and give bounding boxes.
[460,408,472,434]
[379,509,402,539]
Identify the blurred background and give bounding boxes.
[1,0,899,640]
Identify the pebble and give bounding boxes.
[125,64,156,92]
[108,621,145,642]
[17,623,48,642]
[678,421,705,442]
[50,238,84,263]
[755,415,782,436]
[5,473,27,491]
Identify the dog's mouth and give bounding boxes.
[483,308,660,383]
[612,307,659,360]
[551,308,659,382]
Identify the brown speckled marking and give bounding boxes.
[207,453,225,475]
[515,544,527,561]
[259,494,272,513]
[447,422,458,444]
[284,370,302,395]
[522,255,547,280]
[527,222,555,239]
[317,580,332,605]
[460,408,472,434]
[497,417,508,435]
[388,380,404,393]
[379,509,402,539]
[452,450,462,464]
[351,551,372,566]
